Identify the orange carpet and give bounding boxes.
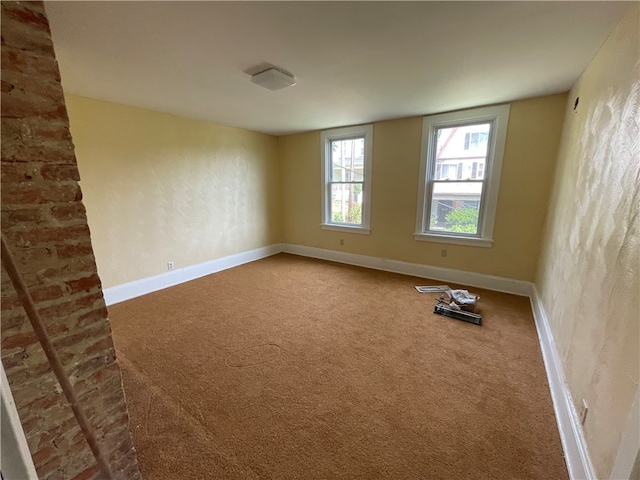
[108,253,568,479]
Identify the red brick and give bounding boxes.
[71,350,117,381]
[66,274,101,294]
[41,164,81,182]
[51,203,86,222]
[32,445,56,465]
[73,291,104,310]
[38,294,101,323]
[1,162,40,182]
[1,206,45,224]
[0,182,39,204]
[83,336,114,356]
[1,182,82,205]
[0,5,54,56]
[85,362,120,389]
[36,259,98,285]
[47,319,72,337]
[2,331,37,349]
[4,245,55,273]
[1,284,64,309]
[75,306,109,329]
[31,416,78,452]
[2,2,50,31]
[70,464,100,480]
[1,47,61,82]
[52,328,96,350]
[5,223,90,246]
[1,313,24,331]
[2,117,73,143]
[1,64,64,103]
[24,390,61,412]
[7,365,55,397]
[19,415,42,435]
[0,347,32,370]
[1,87,68,121]
[57,242,94,259]
[35,455,62,478]
[1,138,75,163]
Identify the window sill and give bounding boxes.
[321,223,371,235]
[414,232,493,248]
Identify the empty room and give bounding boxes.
[1,1,638,480]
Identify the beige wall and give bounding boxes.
[536,5,639,478]
[66,95,281,288]
[279,94,566,281]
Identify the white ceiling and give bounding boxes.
[46,1,631,136]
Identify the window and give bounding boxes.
[415,105,510,247]
[321,124,373,233]
[464,131,489,150]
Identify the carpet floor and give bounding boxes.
[108,253,568,479]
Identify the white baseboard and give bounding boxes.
[102,244,283,306]
[281,243,533,296]
[530,286,596,480]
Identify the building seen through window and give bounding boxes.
[430,123,490,234]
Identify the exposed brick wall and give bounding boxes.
[1,2,141,479]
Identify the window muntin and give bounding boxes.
[415,105,510,247]
[321,125,373,233]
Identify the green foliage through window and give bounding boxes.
[445,206,479,233]
[332,203,362,224]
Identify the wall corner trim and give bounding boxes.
[1,363,38,480]
[530,286,596,480]
[281,243,533,296]
[102,244,283,306]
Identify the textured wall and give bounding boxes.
[0,2,140,479]
[65,95,281,289]
[536,5,639,478]
[279,94,566,281]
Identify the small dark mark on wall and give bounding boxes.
[574,96,580,111]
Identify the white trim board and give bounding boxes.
[530,286,596,480]
[1,363,38,479]
[102,244,283,306]
[281,243,533,296]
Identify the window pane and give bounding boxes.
[331,138,364,182]
[331,183,363,224]
[434,124,491,180]
[429,182,482,234]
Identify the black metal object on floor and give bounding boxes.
[434,304,482,325]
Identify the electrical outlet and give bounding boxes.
[441,249,447,257]
[167,261,174,270]
[340,239,344,246]
[579,399,588,425]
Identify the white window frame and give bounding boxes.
[320,124,373,234]
[414,104,510,247]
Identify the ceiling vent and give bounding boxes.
[250,67,296,91]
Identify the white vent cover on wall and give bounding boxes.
[250,68,296,91]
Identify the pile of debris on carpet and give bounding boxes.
[415,285,482,325]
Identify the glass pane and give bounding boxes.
[331,183,363,224]
[434,123,491,180]
[331,138,365,182]
[429,182,482,234]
